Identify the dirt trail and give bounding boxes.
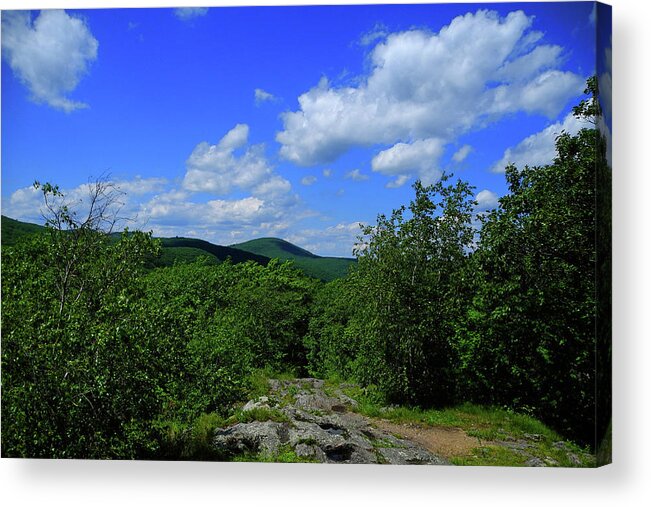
[371,419,478,459]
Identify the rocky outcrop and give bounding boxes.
[212,378,448,465]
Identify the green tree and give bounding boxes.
[1,179,162,458]
[351,176,476,406]
[304,276,359,378]
[459,79,607,445]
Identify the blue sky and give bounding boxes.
[1,3,606,256]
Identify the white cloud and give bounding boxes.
[344,169,369,182]
[286,222,365,257]
[277,10,584,168]
[495,45,563,82]
[182,123,293,200]
[385,175,410,189]
[254,88,276,105]
[371,138,444,185]
[301,176,317,186]
[452,144,473,163]
[133,124,301,241]
[174,8,209,21]
[2,167,301,251]
[1,10,98,112]
[2,176,168,227]
[115,176,168,196]
[144,195,264,227]
[322,168,332,178]
[475,189,499,211]
[138,182,298,243]
[360,23,388,46]
[3,185,43,224]
[491,112,585,173]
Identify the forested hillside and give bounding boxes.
[230,238,356,281]
[1,216,353,281]
[0,81,610,464]
[1,215,46,245]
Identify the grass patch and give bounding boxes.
[231,444,318,463]
[370,436,402,449]
[296,437,319,446]
[155,412,227,460]
[228,406,289,425]
[450,446,528,467]
[246,367,299,399]
[332,376,595,467]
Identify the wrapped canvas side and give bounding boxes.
[595,1,612,467]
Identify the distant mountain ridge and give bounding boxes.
[1,215,355,281]
[230,237,318,259]
[229,237,356,281]
[1,215,47,245]
[158,237,269,266]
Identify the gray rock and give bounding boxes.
[378,446,448,465]
[294,443,327,462]
[525,456,546,467]
[213,421,286,457]
[568,452,583,466]
[544,456,559,466]
[211,378,449,465]
[552,441,570,451]
[498,439,532,451]
[242,396,271,412]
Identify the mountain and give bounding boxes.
[1,216,354,281]
[156,237,269,267]
[1,215,46,246]
[230,237,356,281]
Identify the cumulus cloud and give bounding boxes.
[385,175,410,189]
[182,124,293,201]
[344,169,369,182]
[277,10,584,168]
[301,176,317,186]
[144,195,264,227]
[3,185,43,224]
[115,176,168,196]
[322,168,333,178]
[360,23,388,46]
[2,167,301,251]
[494,45,564,83]
[139,187,298,245]
[286,222,365,257]
[452,144,473,163]
[131,123,301,242]
[2,176,168,226]
[491,112,585,172]
[254,88,276,105]
[1,10,98,112]
[174,8,209,21]
[475,189,499,211]
[371,138,444,186]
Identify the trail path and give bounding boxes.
[212,377,450,464]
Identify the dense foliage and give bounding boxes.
[1,80,609,457]
[230,237,357,281]
[1,182,318,458]
[305,80,609,448]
